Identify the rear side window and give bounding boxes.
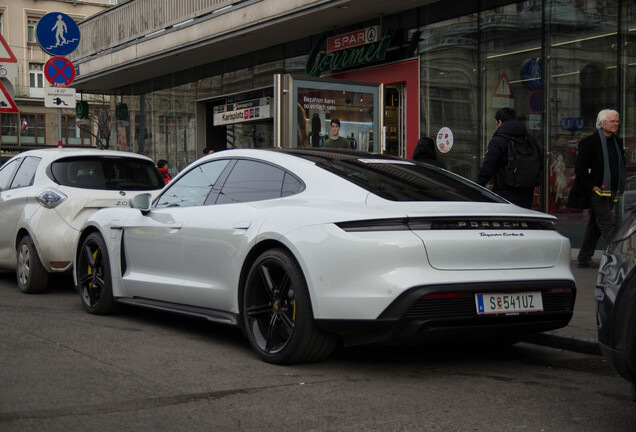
[51,156,164,190]
[216,160,301,204]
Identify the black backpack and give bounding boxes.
[497,133,542,188]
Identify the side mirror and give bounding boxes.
[130,193,152,214]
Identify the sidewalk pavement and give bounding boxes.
[522,248,603,355]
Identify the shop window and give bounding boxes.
[419,14,479,181]
[580,64,607,120]
[429,88,472,126]
[481,3,542,209]
[547,0,618,215]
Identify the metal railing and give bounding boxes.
[73,0,243,59]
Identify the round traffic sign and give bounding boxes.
[36,12,81,56]
[44,56,76,87]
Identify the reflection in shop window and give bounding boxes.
[547,0,618,214]
[429,89,472,126]
[580,64,609,120]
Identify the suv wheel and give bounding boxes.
[16,235,49,294]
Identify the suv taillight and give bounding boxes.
[36,189,67,209]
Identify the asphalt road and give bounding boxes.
[1,270,635,432]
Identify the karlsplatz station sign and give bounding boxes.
[305,28,393,77]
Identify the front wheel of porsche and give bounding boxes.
[76,232,116,315]
[243,248,336,364]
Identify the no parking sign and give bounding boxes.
[44,56,75,87]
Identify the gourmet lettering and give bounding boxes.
[305,30,393,77]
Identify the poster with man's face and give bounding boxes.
[295,85,376,151]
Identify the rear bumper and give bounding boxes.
[316,280,576,347]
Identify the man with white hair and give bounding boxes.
[567,109,625,268]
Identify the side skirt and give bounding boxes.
[116,297,239,327]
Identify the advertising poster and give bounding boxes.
[293,78,379,152]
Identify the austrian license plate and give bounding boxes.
[475,292,543,315]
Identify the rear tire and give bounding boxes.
[16,235,49,294]
[243,248,336,364]
[76,232,116,315]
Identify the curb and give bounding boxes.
[522,332,601,356]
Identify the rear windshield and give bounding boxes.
[50,156,164,190]
[289,151,505,203]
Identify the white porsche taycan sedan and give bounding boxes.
[74,148,575,364]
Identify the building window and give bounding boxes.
[62,114,89,145]
[29,63,44,97]
[1,113,18,142]
[27,18,38,43]
[0,113,45,145]
[29,63,44,88]
[20,114,46,144]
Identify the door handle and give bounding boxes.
[169,223,183,230]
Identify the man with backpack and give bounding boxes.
[476,108,542,209]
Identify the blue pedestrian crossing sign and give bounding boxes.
[36,12,80,56]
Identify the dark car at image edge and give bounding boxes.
[596,211,636,401]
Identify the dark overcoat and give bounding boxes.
[567,130,624,209]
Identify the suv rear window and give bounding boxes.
[50,156,164,190]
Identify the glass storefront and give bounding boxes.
[418,13,479,182]
[623,0,636,214]
[37,0,634,246]
[546,0,622,244]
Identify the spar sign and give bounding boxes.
[327,26,380,52]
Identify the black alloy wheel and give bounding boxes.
[243,248,336,364]
[76,232,116,315]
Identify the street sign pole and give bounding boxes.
[58,109,62,147]
[36,12,82,148]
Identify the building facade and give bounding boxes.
[11,0,636,244]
